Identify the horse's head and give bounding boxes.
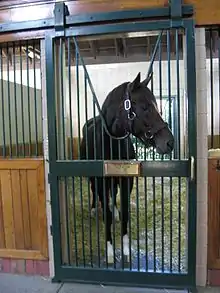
[102,72,174,155]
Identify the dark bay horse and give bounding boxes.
[80,72,174,262]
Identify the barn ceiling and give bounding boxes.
[0,29,219,68]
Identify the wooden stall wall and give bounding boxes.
[0,159,48,260]
[0,159,49,275]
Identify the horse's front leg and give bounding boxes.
[90,177,99,218]
[120,176,133,257]
[110,178,120,222]
[97,178,114,263]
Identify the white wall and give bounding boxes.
[65,60,186,137]
[0,76,42,146]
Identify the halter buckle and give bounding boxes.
[128,111,136,121]
[124,99,131,111]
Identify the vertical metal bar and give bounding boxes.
[159,39,163,117]
[45,34,62,275]
[59,39,71,265]
[126,139,132,270]
[67,38,78,266]
[176,30,181,159]
[167,29,173,272]
[82,53,101,267]
[158,32,164,272]
[151,72,156,161]
[150,51,156,271]
[6,43,12,157]
[0,47,6,157]
[59,39,66,160]
[136,176,140,271]
[84,72,93,267]
[67,39,73,160]
[167,30,172,154]
[152,175,156,272]
[71,178,78,266]
[209,29,214,148]
[12,43,19,157]
[176,29,182,272]
[118,140,124,269]
[185,19,197,283]
[26,40,32,156]
[76,48,85,266]
[110,137,116,268]
[19,42,25,157]
[75,44,86,267]
[143,141,148,271]
[33,41,39,156]
[134,138,140,271]
[101,120,108,268]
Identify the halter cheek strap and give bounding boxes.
[123,83,169,142]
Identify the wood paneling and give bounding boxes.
[0,0,219,43]
[0,158,48,260]
[208,157,220,269]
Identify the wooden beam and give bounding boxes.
[0,249,48,260]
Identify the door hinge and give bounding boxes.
[169,0,184,28]
[53,2,69,37]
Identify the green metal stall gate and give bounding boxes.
[43,1,197,291]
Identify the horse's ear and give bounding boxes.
[130,72,141,91]
[142,71,153,87]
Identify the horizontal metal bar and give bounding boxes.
[54,267,194,290]
[51,160,104,177]
[0,5,193,35]
[66,5,193,26]
[65,20,176,38]
[0,18,54,34]
[51,159,190,177]
[141,160,190,177]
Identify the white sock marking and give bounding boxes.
[107,241,114,263]
[123,234,130,256]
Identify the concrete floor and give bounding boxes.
[0,273,219,293]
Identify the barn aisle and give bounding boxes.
[0,272,218,293]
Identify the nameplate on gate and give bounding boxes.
[104,161,140,177]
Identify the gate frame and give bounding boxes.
[44,1,197,291]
